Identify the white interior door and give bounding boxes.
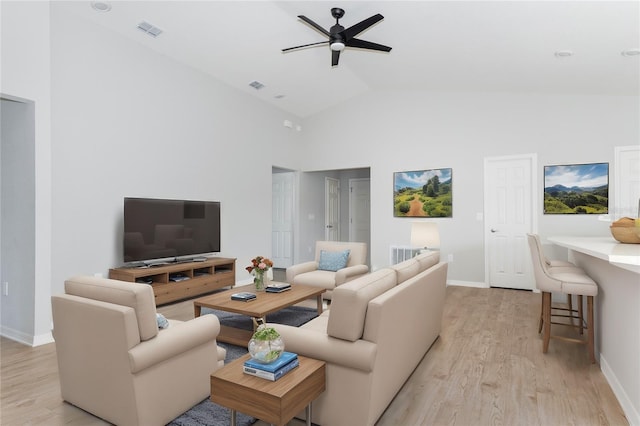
[349,178,370,244]
[325,177,340,241]
[272,172,294,268]
[484,154,537,290]
[614,145,640,219]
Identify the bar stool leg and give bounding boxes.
[587,295,595,364]
[567,294,573,326]
[542,292,552,353]
[538,293,544,333]
[578,295,584,335]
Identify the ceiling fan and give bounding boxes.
[282,7,392,67]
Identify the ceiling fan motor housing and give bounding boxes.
[330,24,346,51]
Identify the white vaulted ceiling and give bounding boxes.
[58,1,639,118]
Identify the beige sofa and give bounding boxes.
[273,251,447,426]
[285,240,369,299]
[51,276,226,426]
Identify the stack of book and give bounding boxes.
[243,351,299,381]
[265,282,292,293]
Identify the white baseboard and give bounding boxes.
[600,354,640,426]
[1,326,53,347]
[446,279,489,288]
[1,325,32,345]
[33,331,54,346]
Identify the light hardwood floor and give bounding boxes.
[1,286,628,425]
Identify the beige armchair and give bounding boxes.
[51,276,226,426]
[285,241,368,299]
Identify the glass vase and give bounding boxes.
[248,333,285,364]
[254,271,265,291]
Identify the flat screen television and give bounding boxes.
[123,197,221,264]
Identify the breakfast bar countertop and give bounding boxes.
[548,236,640,274]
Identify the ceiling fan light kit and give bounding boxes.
[282,7,392,66]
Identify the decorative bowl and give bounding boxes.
[610,217,640,244]
[610,226,640,244]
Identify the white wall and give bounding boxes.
[48,5,303,296]
[0,1,52,345]
[301,91,639,282]
[1,2,303,344]
[1,99,36,341]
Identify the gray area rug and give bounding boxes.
[167,305,318,426]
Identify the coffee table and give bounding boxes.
[193,283,325,346]
[211,353,325,426]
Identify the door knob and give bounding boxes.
[491,229,498,233]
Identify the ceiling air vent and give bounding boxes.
[249,81,266,90]
[137,21,163,38]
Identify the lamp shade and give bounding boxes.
[410,222,440,250]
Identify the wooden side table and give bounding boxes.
[211,354,325,426]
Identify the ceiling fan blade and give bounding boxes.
[298,15,330,37]
[332,50,341,66]
[343,14,384,41]
[282,41,329,52]
[345,38,392,52]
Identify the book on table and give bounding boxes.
[244,351,297,372]
[230,292,256,301]
[243,358,299,381]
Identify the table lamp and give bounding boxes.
[410,222,440,253]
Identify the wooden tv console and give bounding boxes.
[109,257,236,306]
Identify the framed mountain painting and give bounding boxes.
[394,168,452,217]
[543,162,609,214]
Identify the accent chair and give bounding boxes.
[286,240,368,299]
[51,275,226,425]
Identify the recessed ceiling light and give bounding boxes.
[621,49,640,56]
[91,1,112,12]
[554,50,573,58]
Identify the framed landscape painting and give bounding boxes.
[543,162,609,214]
[394,168,452,217]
